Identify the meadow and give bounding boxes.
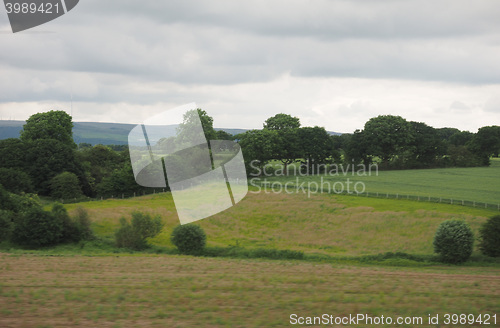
[52,191,496,259]
[1,162,500,327]
[258,158,500,205]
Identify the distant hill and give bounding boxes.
[0,120,342,145]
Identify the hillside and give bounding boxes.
[0,120,342,145]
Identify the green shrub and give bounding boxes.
[0,210,15,242]
[12,206,64,248]
[51,202,79,243]
[479,215,500,257]
[115,212,163,250]
[49,172,83,200]
[433,219,474,264]
[171,224,206,255]
[73,207,94,241]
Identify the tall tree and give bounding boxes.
[263,113,300,130]
[20,110,76,148]
[469,125,500,165]
[406,121,444,168]
[298,126,336,172]
[177,108,217,143]
[263,113,301,175]
[363,115,413,165]
[237,129,277,175]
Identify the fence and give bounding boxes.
[59,183,500,212]
[255,181,500,212]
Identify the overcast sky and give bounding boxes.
[1,0,499,133]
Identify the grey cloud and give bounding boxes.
[0,0,499,106]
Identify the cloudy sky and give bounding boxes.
[1,0,499,133]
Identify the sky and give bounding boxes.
[0,0,499,133]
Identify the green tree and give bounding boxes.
[50,172,83,200]
[237,129,277,175]
[263,114,302,175]
[343,130,372,166]
[449,131,474,147]
[298,126,336,172]
[215,130,233,140]
[20,110,76,148]
[469,125,500,165]
[0,138,28,170]
[263,113,300,130]
[363,115,414,166]
[0,167,33,194]
[177,109,217,143]
[24,139,79,195]
[406,121,444,168]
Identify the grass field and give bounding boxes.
[2,162,500,327]
[258,158,500,205]
[0,254,498,328]
[46,190,493,258]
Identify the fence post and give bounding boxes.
[417,196,419,201]
[101,196,103,201]
[386,193,388,198]
[428,196,430,201]
[485,203,487,209]
[462,200,464,206]
[473,201,475,207]
[122,193,124,199]
[439,197,441,203]
[396,193,398,199]
[451,199,453,205]
[134,192,136,198]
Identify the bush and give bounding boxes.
[171,224,206,255]
[49,172,83,200]
[51,202,79,243]
[12,206,64,248]
[115,212,163,250]
[0,210,15,242]
[73,207,94,241]
[479,215,500,257]
[433,219,474,264]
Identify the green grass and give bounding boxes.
[256,158,500,204]
[55,189,494,259]
[0,254,498,328]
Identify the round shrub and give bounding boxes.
[12,207,64,248]
[433,219,474,264]
[479,215,500,257]
[171,224,206,255]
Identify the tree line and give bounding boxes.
[0,110,499,201]
[237,113,500,175]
